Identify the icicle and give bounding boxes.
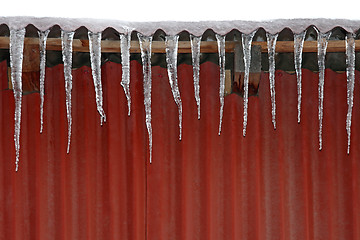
[10,28,25,172]
[242,30,256,137]
[317,30,331,151]
[190,35,201,119]
[294,30,306,123]
[266,32,278,129]
[216,34,226,135]
[345,33,356,154]
[61,30,75,154]
[165,35,183,140]
[138,33,153,163]
[120,29,132,116]
[38,29,50,134]
[88,31,106,125]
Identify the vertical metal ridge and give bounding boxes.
[303,68,322,240]
[177,64,196,240]
[299,68,316,240]
[323,69,340,240]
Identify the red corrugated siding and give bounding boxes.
[0,59,359,239]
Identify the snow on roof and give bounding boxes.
[1,17,360,35]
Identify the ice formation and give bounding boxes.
[242,30,256,136]
[165,35,183,140]
[5,18,358,169]
[120,29,132,116]
[190,35,201,119]
[317,30,331,151]
[293,30,306,123]
[266,32,278,129]
[138,33,153,163]
[88,31,106,125]
[10,28,25,171]
[61,30,75,154]
[38,29,50,133]
[345,33,356,154]
[216,34,226,135]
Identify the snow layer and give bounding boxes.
[1,17,360,35]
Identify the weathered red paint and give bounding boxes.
[0,59,359,239]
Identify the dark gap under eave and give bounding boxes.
[3,50,359,95]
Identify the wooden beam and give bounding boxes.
[252,40,350,53]
[0,36,359,53]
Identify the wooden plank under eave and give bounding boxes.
[254,40,352,53]
[0,36,359,53]
[22,44,40,73]
[225,70,232,95]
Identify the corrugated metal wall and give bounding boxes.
[0,59,359,240]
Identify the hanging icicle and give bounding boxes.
[61,30,75,154]
[216,34,226,135]
[345,33,356,154]
[293,30,307,123]
[190,35,201,119]
[266,32,278,129]
[165,35,183,140]
[242,30,256,137]
[38,29,50,134]
[10,28,25,172]
[88,31,106,125]
[138,33,153,163]
[317,30,331,151]
[120,29,132,116]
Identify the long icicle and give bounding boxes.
[38,29,50,133]
[266,32,278,129]
[294,30,306,123]
[317,30,331,151]
[190,35,201,119]
[10,28,25,172]
[120,29,132,116]
[345,33,356,154]
[88,31,106,125]
[61,30,75,154]
[138,33,153,163]
[165,35,183,140]
[242,30,256,136]
[216,34,226,135]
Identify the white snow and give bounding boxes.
[1,0,359,23]
[0,17,360,36]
